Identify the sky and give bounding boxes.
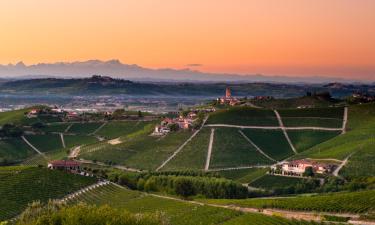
[0,0,374,80]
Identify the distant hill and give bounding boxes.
[0,75,374,97]
[0,59,369,83]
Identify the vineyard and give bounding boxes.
[0,138,35,164]
[206,107,279,126]
[249,175,305,189]
[66,183,320,225]
[68,122,104,134]
[210,128,273,168]
[217,168,268,184]
[96,121,156,139]
[201,189,375,214]
[0,166,96,221]
[287,130,341,153]
[24,134,63,152]
[162,128,211,171]
[241,129,294,161]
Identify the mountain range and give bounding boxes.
[0,60,369,83]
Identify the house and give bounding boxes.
[48,160,81,173]
[274,160,332,176]
[153,125,171,136]
[26,109,39,118]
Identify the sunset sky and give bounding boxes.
[0,0,374,80]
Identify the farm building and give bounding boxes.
[48,160,81,172]
[273,160,333,176]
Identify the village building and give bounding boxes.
[218,87,240,106]
[26,109,39,118]
[48,160,81,173]
[272,160,333,177]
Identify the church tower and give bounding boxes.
[225,87,231,98]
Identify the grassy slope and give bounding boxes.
[294,104,375,173]
[206,107,279,126]
[40,123,71,133]
[201,189,375,214]
[0,108,34,126]
[0,166,96,221]
[0,138,35,164]
[241,129,294,161]
[210,128,273,169]
[163,128,211,171]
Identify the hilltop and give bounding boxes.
[1,75,375,97]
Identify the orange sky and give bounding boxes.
[0,0,374,79]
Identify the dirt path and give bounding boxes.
[208,165,270,172]
[155,116,209,171]
[21,136,47,158]
[205,124,342,131]
[91,121,108,135]
[64,123,73,133]
[204,128,215,171]
[333,153,353,177]
[274,110,297,154]
[60,133,66,148]
[342,107,348,134]
[69,146,81,159]
[238,130,277,162]
[76,159,142,172]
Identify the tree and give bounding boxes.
[303,167,314,177]
[138,110,143,118]
[174,178,195,198]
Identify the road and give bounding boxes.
[204,128,215,171]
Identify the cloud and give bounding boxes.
[186,64,202,67]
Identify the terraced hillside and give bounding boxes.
[0,166,96,221]
[97,120,156,139]
[66,182,322,225]
[24,134,63,152]
[68,122,104,134]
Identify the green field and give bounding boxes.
[207,107,279,126]
[241,129,294,161]
[163,128,211,171]
[97,120,156,139]
[80,130,193,170]
[67,183,318,225]
[64,134,98,148]
[0,166,96,221]
[249,175,304,189]
[68,122,104,134]
[201,189,375,214]
[287,130,341,152]
[25,134,62,152]
[0,138,35,164]
[210,128,273,169]
[217,168,268,184]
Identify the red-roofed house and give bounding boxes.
[48,160,81,172]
